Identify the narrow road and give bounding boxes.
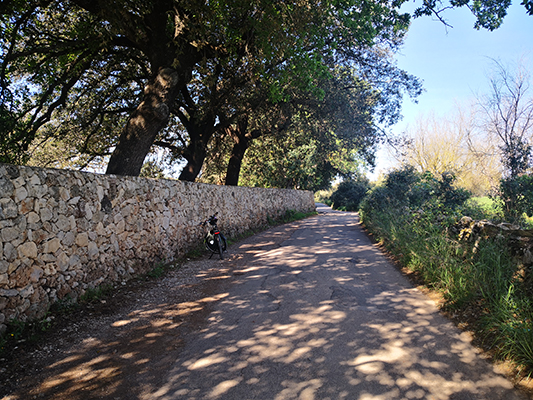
[146,204,526,400]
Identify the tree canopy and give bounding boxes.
[1,0,529,187]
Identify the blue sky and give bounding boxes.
[371,1,533,177]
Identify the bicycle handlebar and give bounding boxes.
[200,212,219,226]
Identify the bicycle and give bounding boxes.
[201,212,227,259]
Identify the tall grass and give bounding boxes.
[361,206,533,377]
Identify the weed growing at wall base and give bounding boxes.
[0,313,54,355]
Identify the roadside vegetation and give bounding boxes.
[321,166,533,380]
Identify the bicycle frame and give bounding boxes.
[201,213,227,259]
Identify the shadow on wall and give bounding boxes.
[0,163,314,324]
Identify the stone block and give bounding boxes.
[41,254,56,263]
[15,186,28,201]
[75,232,89,247]
[0,175,15,197]
[0,288,18,297]
[56,251,70,272]
[19,198,34,214]
[0,260,7,274]
[17,242,38,259]
[62,231,76,247]
[1,226,21,243]
[43,238,61,253]
[20,284,34,298]
[30,267,44,283]
[0,199,18,219]
[8,259,20,274]
[29,173,41,186]
[55,214,71,232]
[59,187,70,201]
[27,211,40,224]
[40,207,53,222]
[88,242,99,259]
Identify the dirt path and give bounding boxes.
[1,205,531,399]
[1,218,301,400]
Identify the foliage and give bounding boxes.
[360,166,533,377]
[360,166,470,221]
[2,0,520,182]
[79,284,114,303]
[413,0,515,31]
[330,178,370,211]
[0,313,54,354]
[0,0,415,178]
[464,196,504,221]
[499,173,533,223]
[0,104,29,165]
[237,131,347,191]
[314,188,334,207]
[140,160,167,179]
[177,43,421,187]
[146,264,166,279]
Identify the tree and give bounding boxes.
[330,177,371,211]
[3,0,526,179]
[478,58,533,178]
[399,107,501,195]
[194,54,420,190]
[1,0,415,177]
[413,0,530,30]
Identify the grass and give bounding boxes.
[362,206,533,379]
[0,312,54,354]
[79,284,114,303]
[145,263,167,279]
[465,197,504,221]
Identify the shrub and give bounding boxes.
[329,178,370,211]
[360,167,470,229]
[361,166,533,377]
[499,174,533,224]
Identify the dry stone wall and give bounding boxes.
[455,216,533,265]
[0,163,315,330]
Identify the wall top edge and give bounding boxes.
[0,162,313,193]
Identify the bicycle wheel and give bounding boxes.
[205,234,216,252]
[220,233,227,252]
[215,235,224,259]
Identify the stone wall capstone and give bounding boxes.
[0,163,315,330]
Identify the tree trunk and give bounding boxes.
[179,139,209,182]
[225,118,261,186]
[225,136,250,186]
[105,67,181,176]
[178,119,218,182]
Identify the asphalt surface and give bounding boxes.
[147,204,526,400]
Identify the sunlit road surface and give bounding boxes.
[149,204,526,400]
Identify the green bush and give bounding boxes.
[500,174,533,224]
[360,167,470,230]
[361,166,533,377]
[329,178,370,211]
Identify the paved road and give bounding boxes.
[148,204,525,400]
